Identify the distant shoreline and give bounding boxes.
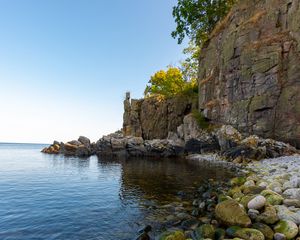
[0,142,50,145]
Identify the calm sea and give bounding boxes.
[0,143,234,240]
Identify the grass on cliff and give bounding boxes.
[192,110,210,129]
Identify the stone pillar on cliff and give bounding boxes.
[123,92,132,136]
[122,92,143,137]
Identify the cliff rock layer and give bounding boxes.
[199,0,300,147]
[123,94,197,140]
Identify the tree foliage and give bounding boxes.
[144,67,197,98]
[172,0,236,45]
[179,41,200,83]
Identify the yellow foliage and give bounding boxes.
[144,67,197,98]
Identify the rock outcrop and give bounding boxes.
[198,0,300,147]
[42,118,297,161]
[123,93,198,140]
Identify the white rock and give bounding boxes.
[290,176,300,188]
[275,205,300,224]
[274,233,286,240]
[258,182,268,188]
[283,181,293,191]
[274,187,283,194]
[247,195,266,210]
[244,180,256,187]
[283,188,300,199]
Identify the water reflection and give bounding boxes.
[0,144,236,240]
[97,156,235,206]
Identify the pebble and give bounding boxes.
[247,195,266,210]
[258,182,268,188]
[274,187,283,194]
[274,233,286,240]
[248,209,259,220]
[285,199,300,208]
[244,180,256,187]
[283,188,300,199]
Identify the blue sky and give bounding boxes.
[0,0,187,143]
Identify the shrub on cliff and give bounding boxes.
[144,67,197,98]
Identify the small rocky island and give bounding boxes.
[42,0,300,239]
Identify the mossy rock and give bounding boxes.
[215,228,226,240]
[256,204,279,224]
[274,220,298,239]
[226,226,242,237]
[215,199,251,227]
[194,224,215,239]
[228,187,242,197]
[160,230,186,240]
[234,228,265,240]
[239,194,257,209]
[218,194,231,203]
[242,186,265,195]
[233,192,245,200]
[230,177,247,186]
[260,190,283,205]
[252,223,274,240]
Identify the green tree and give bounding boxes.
[172,0,236,45]
[179,40,200,83]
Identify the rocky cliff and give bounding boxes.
[123,93,198,140]
[198,0,300,147]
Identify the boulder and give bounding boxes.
[67,140,82,146]
[63,142,78,155]
[232,228,265,240]
[181,113,203,141]
[261,190,284,205]
[194,224,215,239]
[75,145,91,157]
[216,125,242,151]
[256,204,279,225]
[275,205,300,224]
[283,199,300,208]
[78,136,91,147]
[274,220,298,239]
[283,188,300,199]
[252,223,274,240]
[215,199,251,227]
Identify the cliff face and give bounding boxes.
[123,94,198,140]
[199,0,300,147]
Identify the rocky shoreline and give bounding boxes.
[42,114,298,162]
[150,153,300,240]
[41,115,300,240]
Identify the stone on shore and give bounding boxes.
[260,190,284,205]
[256,204,279,225]
[252,223,274,240]
[247,195,266,210]
[275,205,300,224]
[215,199,251,227]
[273,220,298,239]
[226,226,265,240]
